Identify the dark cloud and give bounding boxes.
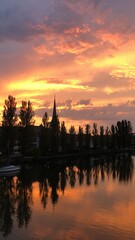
[0,1,32,41]
[57,99,73,109]
[0,0,112,43]
[57,99,92,110]
[35,98,135,123]
[130,100,135,106]
[0,0,134,44]
[0,0,133,63]
[33,77,69,85]
[77,99,91,105]
[0,0,86,42]
[59,102,135,123]
[84,70,133,91]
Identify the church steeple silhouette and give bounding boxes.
[51,96,59,129]
[52,96,57,121]
[50,96,60,153]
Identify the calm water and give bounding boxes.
[0,154,135,240]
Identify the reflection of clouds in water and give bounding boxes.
[56,228,89,240]
[0,155,134,239]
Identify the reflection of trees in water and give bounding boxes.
[0,177,16,236]
[39,178,49,209]
[0,154,133,236]
[90,154,134,184]
[0,171,33,237]
[78,168,84,186]
[39,166,69,208]
[16,171,33,228]
[39,167,61,207]
[108,154,134,182]
[50,177,59,205]
[59,169,68,193]
[38,154,134,210]
[39,166,76,208]
[85,168,92,186]
[69,167,76,188]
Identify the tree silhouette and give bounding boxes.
[42,112,49,128]
[19,101,35,127]
[2,95,18,127]
[85,124,91,150]
[69,126,76,134]
[92,123,99,148]
[78,126,83,151]
[68,126,76,151]
[2,95,18,153]
[105,126,111,148]
[110,124,116,148]
[116,120,132,148]
[19,101,35,155]
[39,126,51,154]
[60,121,67,152]
[99,126,104,148]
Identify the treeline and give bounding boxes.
[0,95,133,156]
[2,95,35,127]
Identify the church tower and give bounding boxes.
[51,96,59,129]
[50,96,60,153]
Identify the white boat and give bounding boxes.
[0,165,21,173]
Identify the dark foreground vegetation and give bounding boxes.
[0,95,134,163]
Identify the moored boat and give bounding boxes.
[0,165,21,173]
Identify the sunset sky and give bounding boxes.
[0,0,135,130]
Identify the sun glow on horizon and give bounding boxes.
[8,79,93,92]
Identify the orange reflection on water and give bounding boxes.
[0,156,134,239]
[30,161,135,239]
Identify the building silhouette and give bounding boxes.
[50,96,59,130]
[50,96,60,152]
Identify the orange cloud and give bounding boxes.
[64,25,90,35]
[33,45,55,56]
[1,0,135,130]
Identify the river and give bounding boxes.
[0,153,134,240]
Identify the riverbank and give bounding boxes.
[0,147,133,166]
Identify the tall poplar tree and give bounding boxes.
[19,101,35,155]
[60,121,67,152]
[2,95,18,153]
[2,95,17,127]
[19,101,35,127]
